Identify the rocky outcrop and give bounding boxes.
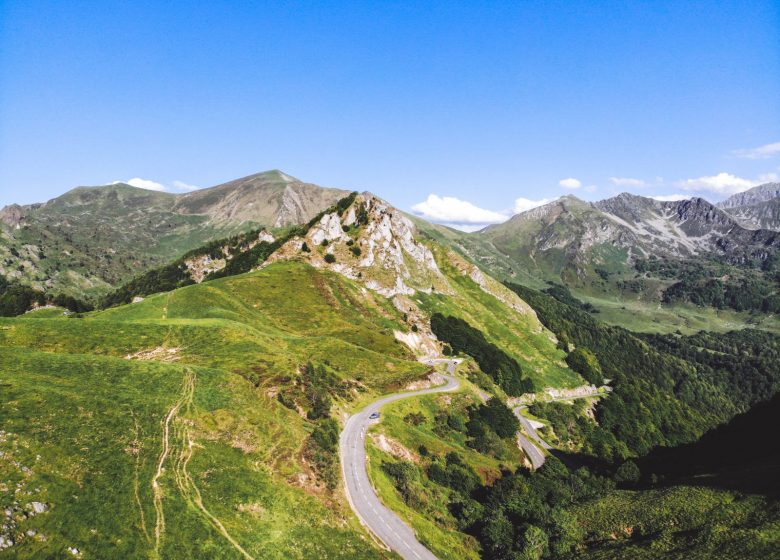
[0,204,25,229]
[266,193,450,298]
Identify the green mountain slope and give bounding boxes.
[0,170,348,301]
[0,262,426,558]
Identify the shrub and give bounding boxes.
[615,460,641,485]
[324,253,336,264]
[565,347,603,385]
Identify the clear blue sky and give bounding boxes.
[1,1,779,228]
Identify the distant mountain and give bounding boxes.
[460,193,779,280]
[0,170,347,299]
[423,192,780,319]
[716,182,780,230]
[718,182,780,208]
[171,170,349,226]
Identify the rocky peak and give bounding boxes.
[717,183,780,209]
[668,197,738,236]
[0,204,26,229]
[266,193,449,297]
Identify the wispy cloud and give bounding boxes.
[733,141,780,160]
[559,177,581,189]
[172,180,201,191]
[679,172,757,195]
[609,177,646,188]
[115,178,203,192]
[123,178,167,192]
[513,197,552,213]
[411,194,508,231]
[649,194,690,201]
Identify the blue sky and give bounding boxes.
[1,1,779,229]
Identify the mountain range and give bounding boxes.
[3,173,779,309]
[0,170,346,298]
[1,172,779,559]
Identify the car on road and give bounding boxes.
[369,412,380,420]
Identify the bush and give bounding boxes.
[427,453,481,496]
[615,460,641,485]
[324,253,336,264]
[382,461,423,507]
[565,347,603,385]
[312,418,340,451]
[470,398,519,438]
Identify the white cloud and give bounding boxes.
[609,177,646,188]
[679,172,758,195]
[411,194,508,230]
[172,180,201,191]
[513,197,552,213]
[650,194,690,202]
[758,172,779,183]
[559,177,581,189]
[584,185,598,193]
[733,141,780,160]
[124,177,167,192]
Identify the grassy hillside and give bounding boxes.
[0,252,578,557]
[0,262,434,558]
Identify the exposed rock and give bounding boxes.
[371,433,418,463]
[29,502,47,514]
[0,204,25,229]
[266,193,451,298]
[308,212,347,246]
[124,347,181,362]
[184,254,227,283]
[402,371,445,391]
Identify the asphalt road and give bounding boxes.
[513,406,551,470]
[340,360,460,560]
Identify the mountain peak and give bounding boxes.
[266,192,449,298]
[718,182,780,209]
[247,169,301,183]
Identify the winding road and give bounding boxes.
[340,360,460,560]
[513,406,552,470]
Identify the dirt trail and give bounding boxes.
[151,369,255,560]
[130,414,151,544]
[151,370,193,557]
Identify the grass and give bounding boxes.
[0,254,580,558]
[0,348,384,559]
[417,244,582,389]
[579,294,780,335]
[0,262,433,558]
